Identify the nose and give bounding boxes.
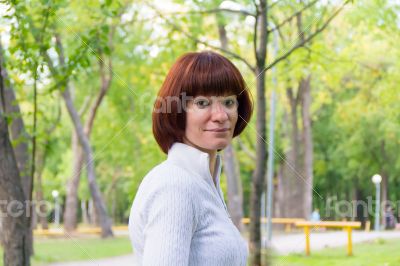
[211,102,229,123]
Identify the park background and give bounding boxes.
[0,0,400,265]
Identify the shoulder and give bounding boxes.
[129,160,206,233]
[140,161,196,191]
[131,161,201,223]
[133,161,200,207]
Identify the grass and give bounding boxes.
[2,236,400,265]
[270,238,400,266]
[0,236,132,266]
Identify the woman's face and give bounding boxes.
[184,95,238,153]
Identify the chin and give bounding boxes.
[209,139,231,150]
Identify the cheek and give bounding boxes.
[185,111,203,136]
[187,110,207,127]
[231,111,239,127]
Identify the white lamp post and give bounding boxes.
[52,190,60,227]
[371,174,382,231]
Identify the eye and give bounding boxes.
[223,98,237,108]
[194,98,210,108]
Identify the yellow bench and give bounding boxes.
[76,227,102,234]
[295,221,361,256]
[242,217,305,232]
[112,225,129,231]
[33,229,64,236]
[34,225,129,236]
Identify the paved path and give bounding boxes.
[47,231,400,266]
[268,230,400,254]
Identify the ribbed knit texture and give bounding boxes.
[129,142,248,265]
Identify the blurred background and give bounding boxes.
[0,0,399,265]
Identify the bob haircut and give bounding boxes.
[152,51,253,154]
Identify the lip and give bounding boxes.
[205,128,230,132]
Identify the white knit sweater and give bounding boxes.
[128,142,248,265]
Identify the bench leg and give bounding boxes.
[304,226,310,256]
[347,227,353,256]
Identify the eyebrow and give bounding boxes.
[193,95,237,98]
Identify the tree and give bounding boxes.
[8,1,115,237]
[0,44,31,266]
[54,34,114,237]
[63,24,115,232]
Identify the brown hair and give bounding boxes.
[152,51,253,154]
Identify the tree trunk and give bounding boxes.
[36,110,60,230]
[34,147,49,230]
[88,199,99,225]
[33,105,60,231]
[62,31,114,233]
[279,76,314,219]
[2,76,30,199]
[45,34,113,237]
[275,107,289,218]
[62,87,113,237]
[0,39,33,258]
[249,66,267,266]
[280,85,304,218]
[64,132,83,232]
[273,1,344,220]
[353,186,366,226]
[223,145,244,232]
[249,1,268,265]
[0,73,30,266]
[63,77,111,231]
[31,201,37,230]
[274,164,283,218]
[108,169,120,224]
[35,174,48,230]
[279,11,307,219]
[216,13,244,233]
[81,200,89,225]
[249,65,267,265]
[1,39,30,198]
[381,172,388,207]
[298,9,313,219]
[301,75,313,218]
[380,140,389,207]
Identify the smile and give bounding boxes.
[205,128,230,132]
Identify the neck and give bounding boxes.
[182,139,218,180]
[208,151,217,183]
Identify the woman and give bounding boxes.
[129,51,253,265]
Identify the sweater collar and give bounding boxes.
[167,142,222,185]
